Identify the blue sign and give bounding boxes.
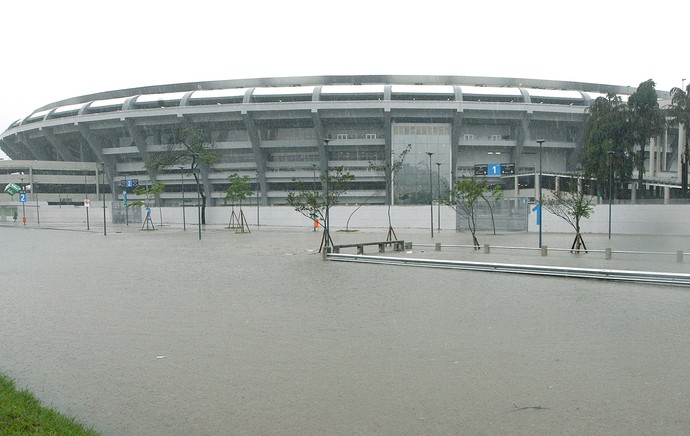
[532,204,541,225]
[126,179,133,188]
[487,163,502,175]
[18,192,27,203]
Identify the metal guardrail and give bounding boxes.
[412,243,685,261]
[327,253,690,287]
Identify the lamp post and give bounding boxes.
[435,162,442,231]
[84,171,90,230]
[256,170,260,227]
[33,181,40,225]
[426,152,434,238]
[536,139,545,248]
[323,139,331,255]
[194,168,201,241]
[178,166,186,231]
[608,150,615,239]
[312,163,317,231]
[101,163,107,236]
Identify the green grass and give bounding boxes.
[0,372,98,435]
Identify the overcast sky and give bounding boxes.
[1,0,687,160]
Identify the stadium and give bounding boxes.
[0,75,684,228]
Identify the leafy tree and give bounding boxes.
[581,93,636,198]
[369,144,411,240]
[129,181,165,229]
[542,178,594,253]
[443,177,501,249]
[225,174,251,232]
[145,126,219,224]
[628,79,665,197]
[668,84,690,194]
[286,166,354,250]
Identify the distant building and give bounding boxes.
[0,75,682,206]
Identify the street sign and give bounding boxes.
[4,183,21,195]
[501,163,515,175]
[475,163,515,176]
[84,199,91,207]
[473,164,488,176]
[18,191,27,202]
[487,163,502,176]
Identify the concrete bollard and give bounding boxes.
[540,245,548,257]
[483,244,490,254]
[435,242,441,251]
[405,242,412,250]
[677,250,684,263]
[605,248,612,260]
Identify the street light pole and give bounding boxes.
[323,139,331,254]
[84,172,90,230]
[536,139,545,248]
[178,166,186,231]
[256,170,260,227]
[435,162,441,231]
[101,163,107,236]
[196,169,201,241]
[608,150,614,239]
[426,152,434,238]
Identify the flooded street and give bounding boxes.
[1,225,689,435]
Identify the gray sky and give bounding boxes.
[1,0,687,160]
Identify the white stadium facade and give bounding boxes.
[0,75,685,227]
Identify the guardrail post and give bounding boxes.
[540,245,548,257]
[677,250,683,263]
[483,244,490,254]
[404,242,412,250]
[605,248,612,260]
[435,242,441,251]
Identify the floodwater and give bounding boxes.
[1,225,689,435]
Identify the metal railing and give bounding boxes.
[327,253,690,287]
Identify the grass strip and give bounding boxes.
[0,372,98,435]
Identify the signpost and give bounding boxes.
[474,163,515,176]
[19,190,26,225]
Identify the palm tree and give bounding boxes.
[627,80,665,197]
[668,85,690,195]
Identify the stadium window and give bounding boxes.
[464,134,475,141]
[336,133,348,139]
[365,133,376,139]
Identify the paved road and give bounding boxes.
[1,224,689,435]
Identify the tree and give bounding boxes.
[628,79,665,197]
[581,93,636,199]
[130,181,165,230]
[542,178,594,253]
[145,126,219,224]
[443,177,501,249]
[369,144,411,240]
[668,84,690,195]
[286,166,354,251]
[225,173,251,232]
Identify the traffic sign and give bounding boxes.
[18,191,27,202]
[4,183,21,195]
[487,163,502,176]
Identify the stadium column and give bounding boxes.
[311,109,328,184]
[42,127,78,161]
[243,111,268,205]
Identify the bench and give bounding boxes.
[331,240,405,254]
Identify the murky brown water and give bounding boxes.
[2,225,689,435]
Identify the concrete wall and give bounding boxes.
[5,201,690,236]
[528,204,690,236]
